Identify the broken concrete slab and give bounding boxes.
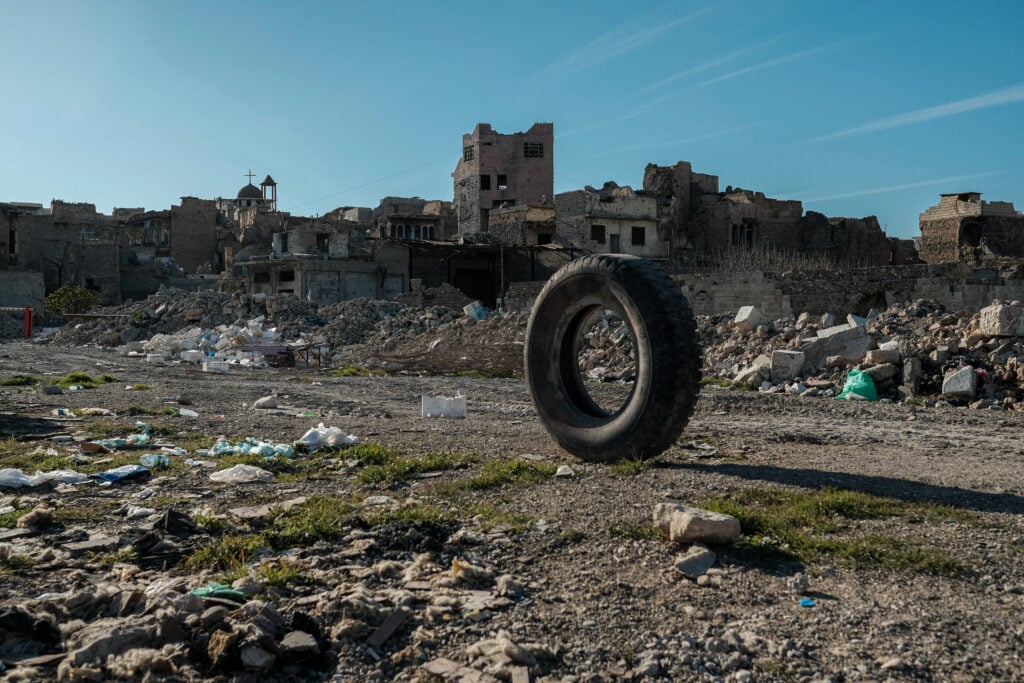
[62,535,120,556]
[866,348,901,366]
[864,363,900,385]
[978,302,1024,337]
[653,504,741,545]
[942,366,978,399]
[770,349,805,384]
[733,306,768,332]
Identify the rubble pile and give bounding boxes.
[701,299,1024,408]
[575,312,637,382]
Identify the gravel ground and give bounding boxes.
[1,341,1022,682]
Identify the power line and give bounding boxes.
[285,152,459,212]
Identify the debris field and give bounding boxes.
[1,290,1023,682]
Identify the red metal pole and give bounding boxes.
[23,306,32,338]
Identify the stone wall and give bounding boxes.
[0,270,45,310]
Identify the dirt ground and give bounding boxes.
[1,341,1023,682]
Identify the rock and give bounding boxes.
[253,395,279,409]
[733,306,768,332]
[864,363,899,384]
[42,385,63,395]
[903,358,922,392]
[653,504,741,544]
[770,350,805,384]
[847,313,868,327]
[820,312,836,327]
[787,572,809,594]
[978,303,1023,337]
[865,348,900,365]
[879,656,906,671]
[674,544,717,578]
[16,506,52,529]
[240,644,276,670]
[942,366,978,399]
[279,630,319,661]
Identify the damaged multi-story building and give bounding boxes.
[452,123,554,237]
[918,193,1024,264]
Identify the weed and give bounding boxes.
[344,442,398,467]
[731,381,760,392]
[92,549,139,566]
[699,377,732,388]
[357,451,477,486]
[128,384,151,391]
[329,365,386,377]
[0,553,37,575]
[127,405,178,416]
[0,508,31,528]
[469,504,535,532]
[192,511,226,532]
[186,534,267,572]
[699,486,973,575]
[59,372,99,389]
[98,374,119,384]
[438,460,557,493]
[265,496,356,549]
[561,528,587,543]
[903,396,926,407]
[610,456,652,476]
[256,561,312,587]
[0,375,40,386]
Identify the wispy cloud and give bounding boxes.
[803,171,1007,203]
[805,83,1024,144]
[694,43,836,87]
[637,35,785,94]
[593,123,763,158]
[541,5,717,76]
[556,107,657,140]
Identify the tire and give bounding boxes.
[524,254,701,462]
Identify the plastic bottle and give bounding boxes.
[140,453,171,469]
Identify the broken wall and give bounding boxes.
[170,197,219,274]
[0,270,45,310]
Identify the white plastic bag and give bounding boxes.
[296,423,358,452]
[209,464,274,484]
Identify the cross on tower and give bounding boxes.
[246,170,255,183]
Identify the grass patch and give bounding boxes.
[561,528,587,543]
[329,365,386,377]
[0,508,31,528]
[51,499,121,524]
[610,456,653,476]
[356,451,478,486]
[0,553,37,575]
[455,369,515,379]
[92,549,139,566]
[0,374,40,386]
[700,377,732,388]
[470,503,535,532]
[185,534,267,572]
[255,561,313,588]
[438,460,557,493]
[265,495,357,549]
[366,502,457,526]
[698,486,974,575]
[342,442,399,466]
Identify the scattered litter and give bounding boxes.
[211,438,295,458]
[463,301,485,320]
[91,464,150,483]
[209,464,274,483]
[139,454,171,469]
[50,408,73,417]
[554,465,575,478]
[421,394,466,418]
[185,458,216,468]
[295,423,358,451]
[78,407,115,416]
[799,598,816,608]
[178,408,199,417]
[253,395,279,409]
[191,582,246,602]
[0,468,91,488]
[134,487,158,499]
[125,505,156,519]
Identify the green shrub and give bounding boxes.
[45,286,103,315]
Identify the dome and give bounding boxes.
[237,183,263,200]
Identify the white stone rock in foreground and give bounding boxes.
[653,503,741,544]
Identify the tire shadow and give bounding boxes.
[666,461,1024,515]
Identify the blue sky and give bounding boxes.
[2,0,1022,239]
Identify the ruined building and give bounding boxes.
[372,197,457,241]
[918,193,1024,264]
[452,123,554,237]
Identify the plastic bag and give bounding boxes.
[838,368,877,401]
[296,423,359,452]
[91,464,150,482]
[209,464,274,483]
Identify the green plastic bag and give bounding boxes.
[838,368,877,401]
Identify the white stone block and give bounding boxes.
[733,306,768,332]
[770,350,806,384]
[978,303,1023,337]
[653,504,741,545]
[941,366,977,399]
